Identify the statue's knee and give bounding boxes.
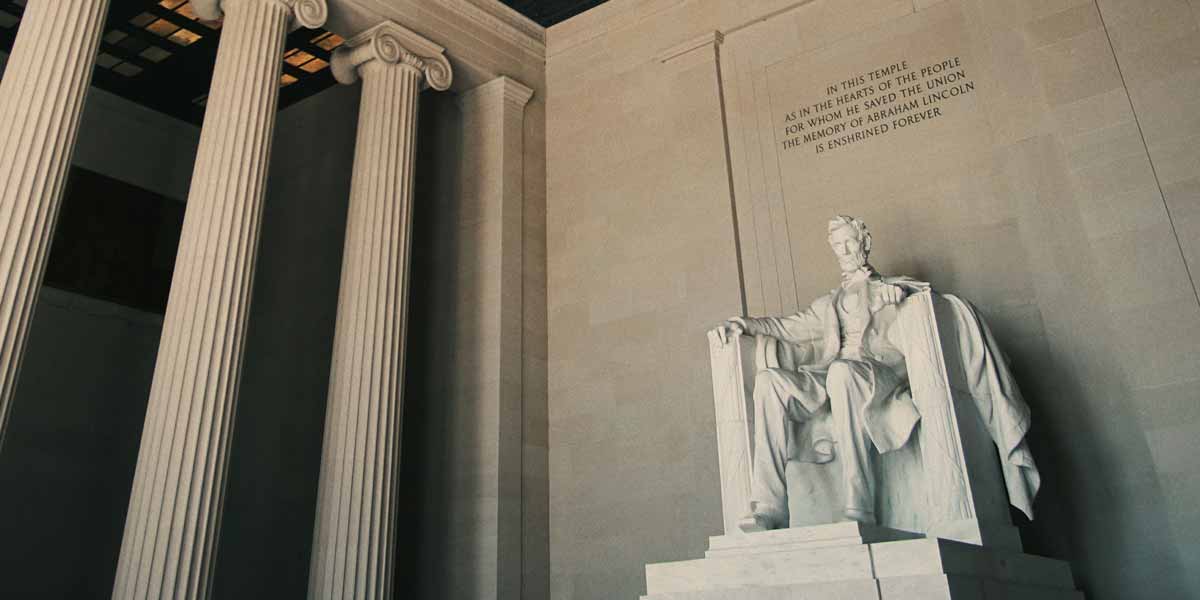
[826,360,851,389]
[753,370,787,408]
[755,369,783,389]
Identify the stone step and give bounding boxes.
[641,577,882,600]
[639,573,1086,600]
[645,530,1076,595]
[647,543,876,593]
[871,538,1076,590]
[706,522,922,558]
[878,574,1085,600]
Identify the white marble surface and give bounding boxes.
[711,216,1037,551]
[643,524,1083,599]
[706,327,755,535]
[877,574,1084,600]
[454,74,535,600]
[642,579,882,600]
[871,538,1075,589]
[546,0,1200,597]
[646,543,874,594]
[706,521,920,557]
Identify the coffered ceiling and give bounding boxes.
[0,0,608,125]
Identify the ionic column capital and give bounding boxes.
[457,76,534,111]
[192,0,328,29]
[330,21,453,91]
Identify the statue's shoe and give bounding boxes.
[843,508,877,525]
[737,509,786,532]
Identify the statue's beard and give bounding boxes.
[837,252,867,274]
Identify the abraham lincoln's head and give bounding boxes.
[827,215,872,275]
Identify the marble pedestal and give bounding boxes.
[642,523,1084,599]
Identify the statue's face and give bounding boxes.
[829,226,868,274]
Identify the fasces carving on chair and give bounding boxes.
[710,216,1039,550]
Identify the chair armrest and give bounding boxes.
[706,330,756,534]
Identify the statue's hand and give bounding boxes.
[715,317,747,345]
[881,284,907,306]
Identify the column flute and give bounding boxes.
[113,1,326,598]
[0,0,110,449]
[307,21,451,600]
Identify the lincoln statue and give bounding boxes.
[714,216,1040,533]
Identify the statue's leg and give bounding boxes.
[749,368,823,530]
[826,360,878,524]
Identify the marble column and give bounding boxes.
[455,76,534,599]
[112,1,326,598]
[307,21,451,600]
[0,0,110,449]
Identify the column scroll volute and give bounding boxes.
[191,0,328,29]
[330,21,453,91]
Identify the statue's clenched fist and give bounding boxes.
[714,316,748,345]
[879,283,907,306]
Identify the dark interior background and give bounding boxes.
[44,168,184,313]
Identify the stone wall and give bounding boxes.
[545,3,743,597]
[397,82,550,600]
[545,1,1200,599]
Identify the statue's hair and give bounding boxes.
[828,215,871,257]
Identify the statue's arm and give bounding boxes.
[742,306,824,347]
[715,298,826,358]
[883,276,930,294]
